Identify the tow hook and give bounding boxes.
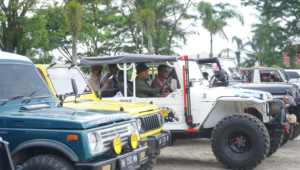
[284,126,289,134]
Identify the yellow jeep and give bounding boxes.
[36,64,171,169]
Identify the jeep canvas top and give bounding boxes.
[0,51,148,170]
[79,54,290,169]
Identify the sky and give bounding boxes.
[175,0,260,58]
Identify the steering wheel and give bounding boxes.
[159,77,173,95]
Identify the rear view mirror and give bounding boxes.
[171,79,177,91]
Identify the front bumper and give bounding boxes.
[140,131,172,153]
[75,146,148,170]
[265,104,290,137]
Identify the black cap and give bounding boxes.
[136,63,149,74]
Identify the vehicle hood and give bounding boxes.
[231,83,295,96]
[197,85,272,102]
[0,107,131,129]
[63,100,158,117]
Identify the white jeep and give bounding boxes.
[80,55,290,170]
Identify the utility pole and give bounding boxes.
[227,48,229,59]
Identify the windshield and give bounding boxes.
[0,64,50,100]
[47,67,92,95]
[178,60,204,81]
[219,59,243,80]
[200,64,215,77]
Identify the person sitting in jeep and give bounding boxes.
[87,65,111,93]
[203,72,209,80]
[100,64,119,97]
[151,64,171,97]
[136,63,168,97]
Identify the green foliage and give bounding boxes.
[270,65,280,68]
[65,0,84,35]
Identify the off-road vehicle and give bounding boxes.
[79,54,289,169]
[0,52,148,170]
[35,64,171,170]
[198,58,299,149]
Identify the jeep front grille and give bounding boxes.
[142,113,161,132]
[101,127,129,148]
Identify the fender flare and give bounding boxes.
[11,140,79,162]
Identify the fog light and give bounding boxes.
[102,164,111,170]
[144,142,148,146]
[140,151,146,159]
[130,133,138,149]
[111,137,122,155]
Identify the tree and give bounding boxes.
[65,0,84,65]
[241,37,262,67]
[197,1,244,58]
[232,36,244,66]
[0,0,49,55]
[134,8,155,54]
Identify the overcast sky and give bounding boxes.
[176,0,260,58]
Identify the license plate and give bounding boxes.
[158,135,170,148]
[119,153,139,170]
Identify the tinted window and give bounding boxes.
[259,70,282,82]
[0,64,50,100]
[286,72,299,79]
[47,67,92,95]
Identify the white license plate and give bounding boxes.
[126,156,133,165]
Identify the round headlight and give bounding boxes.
[111,137,122,155]
[136,119,142,131]
[89,133,97,151]
[130,133,138,149]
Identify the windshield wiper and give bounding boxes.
[23,88,41,103]
[1,95,24,106]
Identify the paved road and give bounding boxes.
[154,137,300,170]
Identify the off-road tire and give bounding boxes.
[281,125,293,146]
[290,124,300,140]
[267,129,284,157]
[211,114,270,170]
[22,154,74,170]
[137,150,160,170]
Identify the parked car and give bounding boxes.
[0,52,148,170]
[35,64,171,169]
[78,54,288,169]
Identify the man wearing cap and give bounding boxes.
[87,65,112,93]
[136,63,168,97]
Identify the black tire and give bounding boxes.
[281,124,293,146]
[290,124,300,140]
[267,129,284,157]
[22,154,74,170]
[137,150,160,170]
[211,114,270,170]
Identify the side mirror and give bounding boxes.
[171,79,177,91]
[71,79,79,97]
[71,79,80,103]
[95,90,102,100]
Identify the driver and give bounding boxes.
[136,63,168,97]
[203,72,209,80]
[151,64,171,97]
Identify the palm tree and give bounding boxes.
[65,0,83,65]
[197,2,244,58]
[134,1,156,55]
[241,38,262,67]
[232,36,244,66]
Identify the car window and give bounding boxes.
[286,71,299,79]
[47,67,92,95]
[0,64,50,100]
[259,70,282,82]
[219,60,243,80]
[178,60,204,81]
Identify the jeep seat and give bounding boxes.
[118,70,133,97]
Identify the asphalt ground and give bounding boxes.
[154,137,300,170]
